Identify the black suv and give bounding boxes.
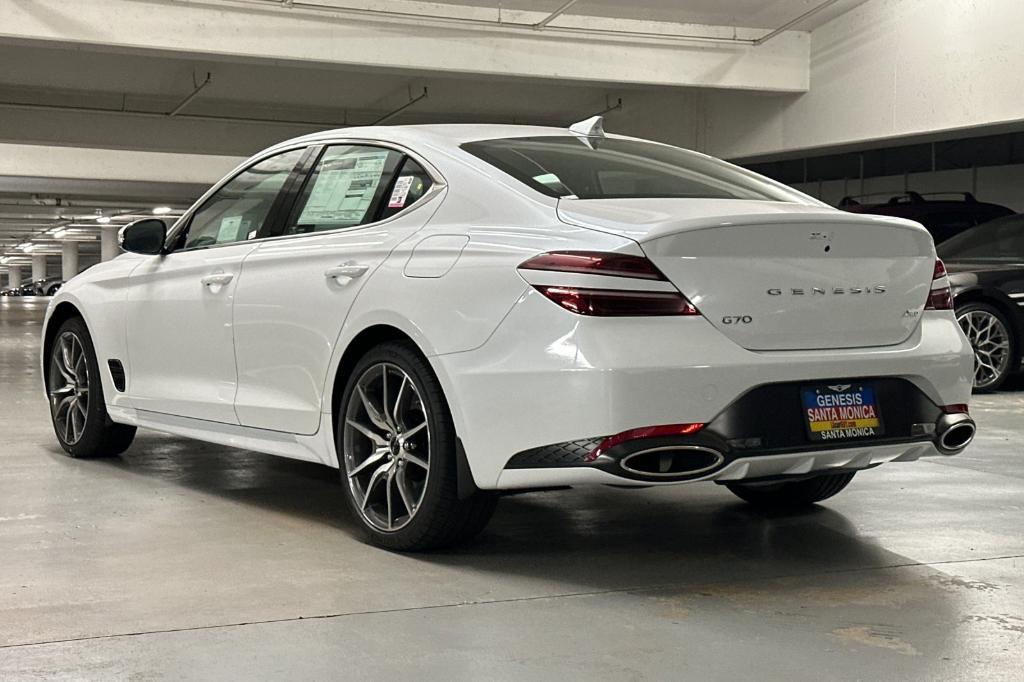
[839,191,1014,244]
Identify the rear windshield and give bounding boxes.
[461,136,809,203]
[937,214,1024,261]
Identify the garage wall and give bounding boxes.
[704,0,1024,160]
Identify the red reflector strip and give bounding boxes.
[587,423,705,462]
[943,404,969,414]
[535,286,700,317]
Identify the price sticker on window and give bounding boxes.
[388,176,415,209]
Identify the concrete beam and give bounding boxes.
[0,0,809,92]
[0,143,244,187]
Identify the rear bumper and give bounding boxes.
[433,290,974,490]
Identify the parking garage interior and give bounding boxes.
[2,1,1023,679]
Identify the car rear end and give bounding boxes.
[440,133,975,490]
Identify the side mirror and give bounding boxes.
[119,219,167,255]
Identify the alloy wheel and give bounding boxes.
[342,362,431,532]
[957,309,1011,389]
[48,331,90,445]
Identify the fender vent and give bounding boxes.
[107,360,126,392]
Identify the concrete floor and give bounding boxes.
[1,297,1023,681]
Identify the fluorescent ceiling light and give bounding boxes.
[95,216,111,224]
[52,229,68,238]
[152,206,173,215]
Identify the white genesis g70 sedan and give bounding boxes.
[42,118,976,550]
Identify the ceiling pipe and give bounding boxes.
[371,87,428,126]
[534,0,582,29]
[168,72,213,116]
[224,0,860,46]
[753,0,847,45]
[0,99,342,129]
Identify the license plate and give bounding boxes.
[801,383,884,442]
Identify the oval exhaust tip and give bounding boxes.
[620,446,724,478]
[940,422,976,452]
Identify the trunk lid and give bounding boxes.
[557,199,936,351]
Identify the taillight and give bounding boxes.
[518,251,667,280]
[943,404,969,414]
[519,251,700,317]
[534,286,698,316]
[586,423,705,461]
[925,258,954,310]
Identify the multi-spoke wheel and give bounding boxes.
[956,302,1015,392]
[46,317,136,458]
[343,362,432,532]
[48,331,90,445]
[337,342,497,551]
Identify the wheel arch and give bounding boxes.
[327,323,480,496]
[329,324,420,437]
[41,301,87,385]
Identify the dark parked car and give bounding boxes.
[938,213,1024,391]
[839,191,1014,244]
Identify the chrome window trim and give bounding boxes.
[166,138,448,253]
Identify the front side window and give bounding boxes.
[180,148,306,250]
[284,145,402,235]
[938,214,1024,261]
[461,136,811,203]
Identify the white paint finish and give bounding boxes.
[440,289,970,487]
[31,254,46,281]
[42,123,974,493]
[0,0,809,92]
[403,235,470,278]
[233,199,444,435]
[638,211,934,350]
[60,241,78,282]
[124,245,260,424]
[704,0,1024,159]
[0,143,243,186]
[100,226,121,263]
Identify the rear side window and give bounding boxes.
[461,136,809,203]
[377,159,434,221]
[285,145,401,235]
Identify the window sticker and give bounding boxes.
[298,150,390,225]
[388,175,415,209]
[216,215,243,243]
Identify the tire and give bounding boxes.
[726,472,856,509]
[46,317,137,458]
[955,302,1016,392]
[336,341,497,551]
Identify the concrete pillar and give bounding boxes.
[8,266,21,288]
[101,225,121,262]
[61,241,79,281]
[32,254,47,282]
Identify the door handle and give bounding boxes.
[200,273,234,287]
[324,263,369,280]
